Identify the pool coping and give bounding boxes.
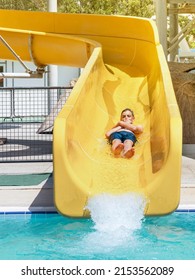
[0,205,195,214]
[0,206,57,214]
[177,204,195,212]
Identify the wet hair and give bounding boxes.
[120,108,134,118]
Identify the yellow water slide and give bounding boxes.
[0,10,182,217]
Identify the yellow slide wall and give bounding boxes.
[0,10,182,216]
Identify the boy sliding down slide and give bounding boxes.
[105,108,143,159]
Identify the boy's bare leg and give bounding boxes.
[123,140,135,158]
[112,140,124,156]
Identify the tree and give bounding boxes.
[0,0,46,11]
[179,15,195,49]
[58,0,154,18]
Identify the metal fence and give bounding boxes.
[0,87,72,162]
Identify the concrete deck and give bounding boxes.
[180,156,195,210]
[0,161,54,212]
[0,156,195,212]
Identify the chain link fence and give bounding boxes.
[0,86,72,162]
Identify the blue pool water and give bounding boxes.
[0,210,195,260]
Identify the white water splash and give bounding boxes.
[86,192,146,233]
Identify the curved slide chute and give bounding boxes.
[0,10,182,216]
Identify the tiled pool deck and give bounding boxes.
[0,156,194,213]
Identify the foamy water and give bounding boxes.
[86,193,146,232]
[82,193,147,252]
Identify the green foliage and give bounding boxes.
[0,0,47,11]
[179,15,195,49]
[58,0,154,18]
[0,0,154,17]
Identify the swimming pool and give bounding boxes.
[0,211,195,260]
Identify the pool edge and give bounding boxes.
[0,204,195,214]
[0,206,57,214]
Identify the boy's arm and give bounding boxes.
[118,121,143,134]
[134,125,143,134]
[105,126,121,138]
